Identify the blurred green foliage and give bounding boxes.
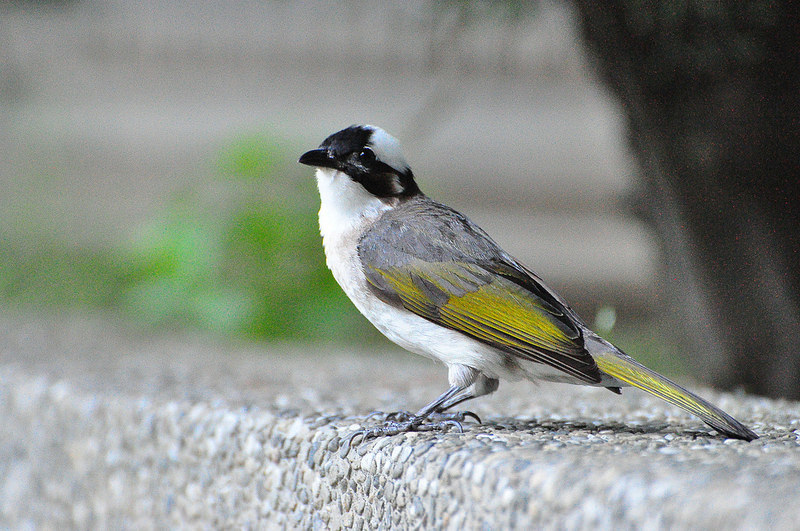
[0,132,377,342]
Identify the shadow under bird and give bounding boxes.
[299,124,758,443]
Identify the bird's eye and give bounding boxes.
[358,148,376,164]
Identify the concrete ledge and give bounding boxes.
[1,317,799,528]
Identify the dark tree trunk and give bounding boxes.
[573,1,800,397]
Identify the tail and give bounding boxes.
[595,352,758,441]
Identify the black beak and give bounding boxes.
[298,148,337,169]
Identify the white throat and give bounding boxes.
[316,167,393,246]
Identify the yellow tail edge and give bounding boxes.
[595,354,758,441]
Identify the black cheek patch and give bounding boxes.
[357,170,404,198]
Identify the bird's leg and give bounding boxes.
[346,384,475,447]
[428,393,481,423]
[428,375,499,423]
[378,384,468,422]
[420,387,483,424]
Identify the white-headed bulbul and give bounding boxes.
[298,124,757,443]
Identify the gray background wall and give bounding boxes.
[1,0,657,317]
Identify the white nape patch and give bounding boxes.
[365,125,410,174]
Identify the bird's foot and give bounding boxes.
[386,410,481,424]
[344,416,462,448]
[343,410,481,449]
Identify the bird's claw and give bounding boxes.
[342,411,481,454]
[445,410,482,424]
[348,417,463,446]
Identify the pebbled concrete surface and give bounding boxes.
[1,315,799,529]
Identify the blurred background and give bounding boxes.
[1,1,797,397]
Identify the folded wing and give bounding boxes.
[358,199,603,384]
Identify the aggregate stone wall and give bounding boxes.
[1,318,799,529]
[3,363,800,529]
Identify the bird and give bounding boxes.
[298,124,758,443]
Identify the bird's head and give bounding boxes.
[299,125,420,201]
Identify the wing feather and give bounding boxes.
[366,260,601,383]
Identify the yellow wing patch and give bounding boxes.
[442,282,576,353]
[368,262,598,381]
